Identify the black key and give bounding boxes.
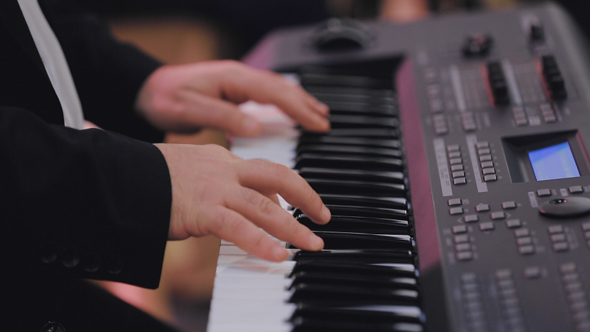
[292,317,424,332]
[305,86,395,99]
[289,283,419,305]
[299,168,405,184]
[300,73,391,89]
[290,272,418,290]
[296,145,402,158]
[321,205,408,219]
[311,91,396,105]
[297,215,410,234]
[329,115,399,129]
[306,179,406,196]
[324,102,397,116]
[288,231,413,250]
[298,135,402,149]
[294,153,404,171]
[291,303,425,325]
[302,128,400,138]
[293,249,415,264]
[289,260,417,278]
[319,194,408,209]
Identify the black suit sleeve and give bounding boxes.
[39,0,165,142]
[0,106,172,289]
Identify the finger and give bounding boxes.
[237,159,331,225]
[226,187,324,251]
[305,95,330,117]
[207,207,290,262]
[221,67,330,132]
[176,90,263,137]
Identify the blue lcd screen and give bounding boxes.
[529,142,580,181]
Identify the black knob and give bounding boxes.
[530,23,545,42]
[462,34,494,57]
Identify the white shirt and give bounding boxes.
[17,0,84,129]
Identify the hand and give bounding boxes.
[137,60,330,137]
[155,143,331,262]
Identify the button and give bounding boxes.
[455,243,472,251]
[548,225,564,234]
[476,141,490,149]
[537,189,552,197]
[544,115,557,123]
[452,171,466,178]
[455,234,470,243]
[560,262,577,274]
[519,245,535,255]
[461,273,478,283]
[524,266,542,279]
[479,222,495,231]
[482,168,496,175]
[514,229,530,237]
[565,283,584,293]
[517,237,533,246]
[495,269,512,279]
[448,151,462,158]
[484,174,498,182]
[435,126,448,135]
[453,225,468,234]
[62,247,80,268]
[42,322,66,332]
[478,148,491,155]
[502,201,517,209]
[479,155,492,162]
[450,158,463,165]
[454,178,467,185]
[481,161,494,168]
[539,196,590,218]
[456,251,474,261]
[450,207,465,215]
[447,144,460,152]
[475,203,490,212]
[506,219,522,228]
[41,242,58,264]
[84,253,101,273]
[553,242,569,252]
[464,214,479,223]
[551,234,567,242]
[562,273,579,283]
[569,186,584,194]
[108,256,125,274]
[451,164,464,171]
[490,211,506,220]
[448,198,463,206]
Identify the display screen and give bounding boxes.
[529,142,580,181]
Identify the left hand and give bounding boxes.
[135,60,330,137]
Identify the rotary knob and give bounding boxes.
[462,34,494,57]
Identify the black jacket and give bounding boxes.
[0,1,176,330]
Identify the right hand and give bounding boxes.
[155,143,331,262]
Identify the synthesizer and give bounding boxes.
[208,3,590,332]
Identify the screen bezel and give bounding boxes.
[502,130,590,183]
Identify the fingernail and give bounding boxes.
[242,117,260,134]
[322,205,331,221]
